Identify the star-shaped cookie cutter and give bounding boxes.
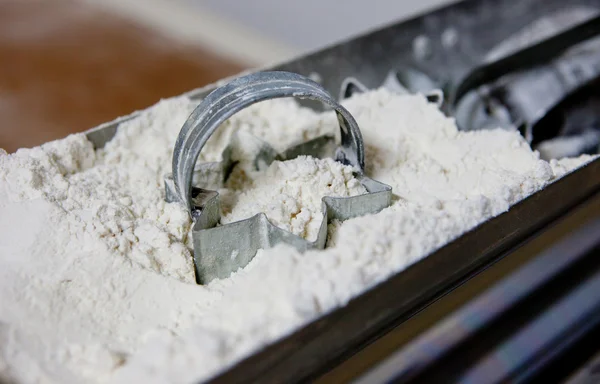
[165,71,392,284]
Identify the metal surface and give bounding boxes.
[450,14,600,108]
[339,71,445,108]
[565,351,600,384]
[454,16,600,144]
[355,217,600,383]
[166,71,392,284]
[455,37,600,135]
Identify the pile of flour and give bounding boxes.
[221,156,366,241]
[0,88,595,384]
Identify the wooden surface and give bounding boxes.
[0,0,245,152]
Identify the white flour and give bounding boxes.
[221,156,366,241]
[0,88,595,384]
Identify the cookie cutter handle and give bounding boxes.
[172,71,366,213]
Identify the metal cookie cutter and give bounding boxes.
[165,71,392,284]
[339,71,445,108]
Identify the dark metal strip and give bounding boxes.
[354,219,600,383]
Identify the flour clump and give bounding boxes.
[221,156,366,240]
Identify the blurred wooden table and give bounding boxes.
[0,0,244,152]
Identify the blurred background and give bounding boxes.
[0,0,456,152]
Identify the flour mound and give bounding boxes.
[221,156,366,240]
[0,88,595,384]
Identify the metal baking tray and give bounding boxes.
[82,0,600,382]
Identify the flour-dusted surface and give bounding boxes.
[0,89,595,384]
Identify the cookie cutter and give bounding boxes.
[165,71,392,284]
[339,70,444,108]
